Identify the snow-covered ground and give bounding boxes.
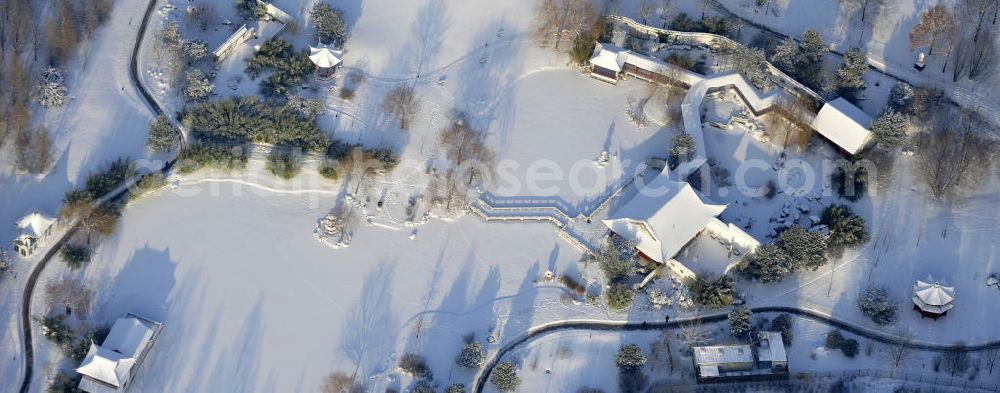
[4,0,1000,391]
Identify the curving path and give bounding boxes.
[472,306,1000,393]
[17,0,169,391]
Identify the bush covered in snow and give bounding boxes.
[856,285,897,325]
[445,383,466,393]
[669,132,696,168]
[398,353,432,379]
[730,44,770,90]
[245,39,313,97]
[36,314,74,347]
[147,115,178,152]
[825,330,859,358]
[820,204,870,249]
[48,371,82,393]
[184,40,209,63]
[177,144,249,174]
[411,380,434,393]
[34,67,69,108]
[285,95,326,120]
[456,342,485,368]
[266,149,302,179]
[490,361,520,392]
[236,0,267,21]
[59,244,92,270]
[311,3,348,44]
[593,235,637,282]
[615,344,647,370]
[184,69,213,102]
[687,273,736,309]
[889,82,914,111]
[182,97,330,152]
[606,283,635,311]
[728,305,752,339]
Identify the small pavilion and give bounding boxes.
[912,279,955,320]
[308,46,343,78]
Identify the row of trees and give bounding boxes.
[181,96,331,152]
[245,39,312,98]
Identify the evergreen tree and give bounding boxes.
[593,235,637,281]
[669,132,696,166]
[445,384,466,393]
[728,305,752,339]
[888,82,913,110]
[60,244,91,269]
[184,69,213,102]
[35,67,69,108]
[857,285,897,325]
[820,204,870,248]
[490,362,521,392]
[771,37,801,76]
[777,226,828,271]
[146,115,177,152]
[687,274,736,308]
[831,165,868,202]
[836,46,868,94]
[739,243,793,283]
[730,45,770,90]
[615,344,647,370]
[606,283,636,311]
[870,108,908,150]
[455,342,485,368]
[311,3,348,44]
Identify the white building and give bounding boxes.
[13,211,56,257]
[76,314,162,393]
[693,331,787,382]
[809,97,874,155]
[912,279,955,319]
[602,169,759,280]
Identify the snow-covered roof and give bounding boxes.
[76,315,159,391]
[912,280,955,314]
[589,42,627,73]
[603,170,727,263]
[757,331,787,363]
[693,344,754,365]
[809,97,874,154]
[16,211,55,238]
[309,46,343,69]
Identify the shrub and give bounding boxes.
[177,144,248,174]
[367,147,400,173]
[728,305,752,339]
[235,0,266,21]
[48,371,83,393]
[616,344,647,370]
[559,275,586,295]
[398,353,432,379]
[266,149,302,179]
[318,164,339,180]
[826,330,859,358]
[888,82,913,111]
[870,108,909,150]
[60,244,91,269]
[490,362,520,392]
[617,369,649,393]
[606,283,635,311]
[669,132,696,167]
[445,384,465,393]
[245,39,313,97]
[35,67,69,108]
[687,274,735,309]
[184,69,213,102]
[81,158,135,201]
[182,97,329,151]
[665,52,701,73]
[36,314,74,347]
[456,342,485,368]
[411,380,434,393]
[857,285,897,325]
[131,173,168,198]
[770,313,793,346]
[147,115,178,152]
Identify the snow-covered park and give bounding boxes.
[2,0,1000,392]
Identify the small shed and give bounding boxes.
[588,42,627,83]
[13,211,56,257]
[809,97,874,155]
[912,280,955,319]
[309,46,343,78]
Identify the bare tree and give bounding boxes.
[958,0,995,41]
[45,277,93,319]
[884,328,915,374]
[914,109,998,198]
[533,0,598,50]
[940,342,972,377]
[46,0,79,66]
[982,347,1000,374]
[438,112,495,189]
[637,0,654,24]
[381,85,420,130]
[909,5,957,56]
[319,371,364,393]
[965,31,998,79]
[678,317,709,353]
